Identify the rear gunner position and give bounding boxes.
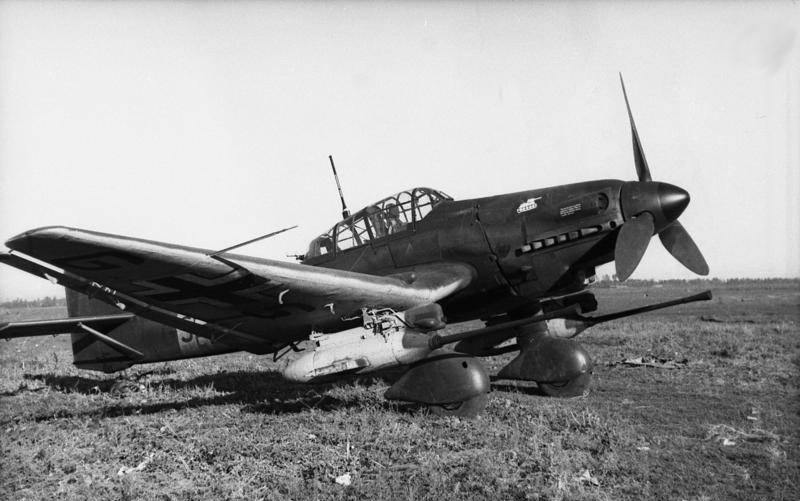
[0,76,711,417]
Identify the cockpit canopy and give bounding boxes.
[306,187,452,259]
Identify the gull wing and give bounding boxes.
[4,227,474,347]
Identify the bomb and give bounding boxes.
[282,309,433,383]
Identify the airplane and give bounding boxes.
[0,76,711,417]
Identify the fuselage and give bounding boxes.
[303,180,627,322]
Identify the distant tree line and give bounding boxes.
[0,296,66,308]
[594,275,799,289]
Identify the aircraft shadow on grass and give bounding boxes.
[12,372,548,424]
[15,370,427,422]
[10,365,552,423]
[16,370,372,420]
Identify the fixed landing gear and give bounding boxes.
[385,351,490,418]
[497,320,594,398]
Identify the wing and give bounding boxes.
[4,226,474,348]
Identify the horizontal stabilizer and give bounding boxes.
[0,314,134,339]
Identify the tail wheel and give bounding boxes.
[428,393,489,418]
[538,371,592,398]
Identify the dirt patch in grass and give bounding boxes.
[1,280,798,500]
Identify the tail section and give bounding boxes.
[0,252,238,373]
[65,290,235,373]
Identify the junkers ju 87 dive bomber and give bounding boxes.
[1,76,711,417]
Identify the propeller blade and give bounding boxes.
[615,212,654,281]
[658,220,710,275]
[619,73,652,182]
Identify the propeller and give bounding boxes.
[614,212,654,281]
[658,221,709,275]
[620,74,652,182]
[614,74,709,280]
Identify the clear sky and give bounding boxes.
[0,1,798,301]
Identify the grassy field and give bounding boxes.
[0,280,797,500]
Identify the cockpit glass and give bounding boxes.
[335,224,357,251]
[413,188,446,222]
[304,187,450,258]
[307,229,334,257]
[372,192,412,236]
[352,217,370,245]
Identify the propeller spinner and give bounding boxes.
[614,75,709,281]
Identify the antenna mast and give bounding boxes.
[329,155,350,219]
